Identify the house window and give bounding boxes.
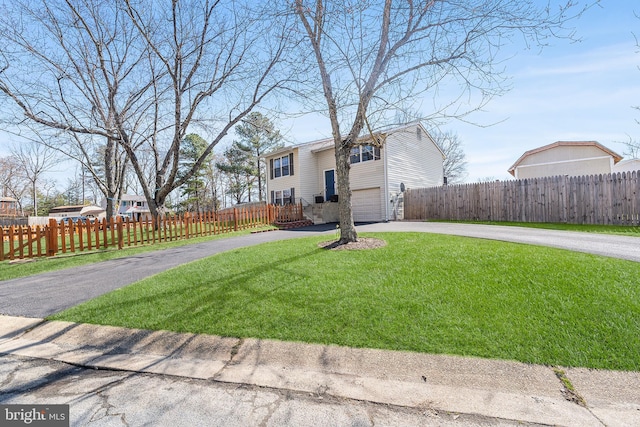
[283,189,292,204]
[362,145,374,161]
[350,147,361,164]
[272,188,295,205]
[136,201,143,207]
[274,158,281,178]
[349,145,381,164]
[270,153,294,179]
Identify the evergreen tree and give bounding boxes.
[217,143,254,204]
[233,113,283,201]
[179,134,210,212]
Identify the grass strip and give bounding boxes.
[51,232,640,371]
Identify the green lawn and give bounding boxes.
[50,232,640,371]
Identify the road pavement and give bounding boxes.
[0,353,525,427]
[2,315,639,426]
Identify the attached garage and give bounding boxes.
[352,188,383,222]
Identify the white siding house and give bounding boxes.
[508,141,623,179]
[101,195,152,221]
[613,158,640,174]
[264,123,445,223]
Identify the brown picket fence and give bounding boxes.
[1,203,304,261]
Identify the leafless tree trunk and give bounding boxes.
[294,0,591,244]
[116,0,297,219]
[11,141,59,215]
[0,156,29,215]
[0,0,297,220]
[0,0,147,218]
[433,131,468,184]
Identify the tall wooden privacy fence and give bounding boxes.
[404,171,640,225]
[1,203,304,261]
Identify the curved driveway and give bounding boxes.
[1,222,638,318]
[357,221,640,263]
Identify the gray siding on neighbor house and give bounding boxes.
[514,144,616,179]
[515,157,613,179]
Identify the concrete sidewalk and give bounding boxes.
[1,315,639,426]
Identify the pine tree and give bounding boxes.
[233,113,283,201]
[179,134,210,212]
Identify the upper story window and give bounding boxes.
[350,145,381,164]
[270,153,294,179]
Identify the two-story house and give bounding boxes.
[101,195,152,221]
[263,122,445,223]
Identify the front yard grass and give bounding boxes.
[51,232,640,371]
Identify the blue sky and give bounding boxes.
[281,0,640,182]
[1,0,638,185]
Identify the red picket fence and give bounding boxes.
[1,203,304,261]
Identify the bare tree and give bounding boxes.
[0,0,149,218]
[432,131,468,184]
[0,0,296,219]
[294,0,592,244]
[621,136,640,159]
[115,0,297,218]
[0,155,29,214]
[11,141,59,215]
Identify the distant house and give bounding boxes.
[49,205,106,220]
[508,141,623,179]
[104,195,153,221]
[0,197,19,217]
[263,122,445,223]
[613,158,640,174]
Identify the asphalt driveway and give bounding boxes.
[1,222,638,318]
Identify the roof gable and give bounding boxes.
[263,122,443,159]
[508,141,623,176]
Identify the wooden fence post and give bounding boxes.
[116,216,124,250]
[47,218,58,257]
[233,208,239,231]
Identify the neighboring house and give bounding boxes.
[49,205,106,220]
[613,158,640,174]
[101,195,153,221]
[0,197,19,216]
[263,122,445,223]
[508,141,623,179]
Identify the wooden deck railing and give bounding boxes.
[1,203,305,261]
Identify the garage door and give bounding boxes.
[352,188,383,222]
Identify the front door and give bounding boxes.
[324,169,336,201]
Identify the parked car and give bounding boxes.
[61,216,90,224]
